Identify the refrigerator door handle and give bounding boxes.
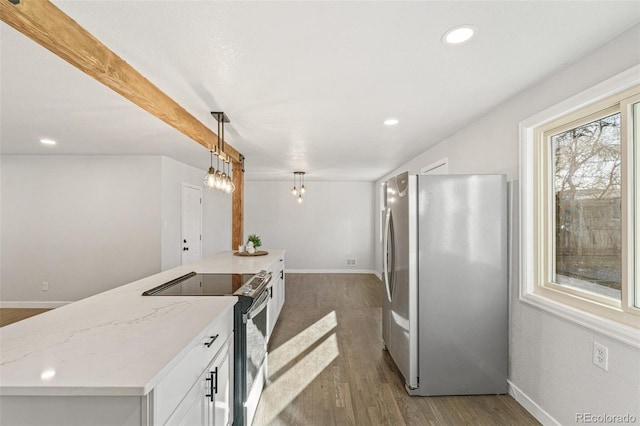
[383,208,389,290]
[383,208,395,301]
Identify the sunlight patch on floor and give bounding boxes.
[268,310,337,377]
[261,311,340,424]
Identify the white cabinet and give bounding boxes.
[166,369,208,425]
[276,269,285,316]
[212,337,232,426]
[267,257,285,341]
[0,306,235,426]
[165,335,233,426]
[154,307,234,426]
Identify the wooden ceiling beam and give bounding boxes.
[0,0,242,162]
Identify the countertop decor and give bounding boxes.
[234,250,268,257]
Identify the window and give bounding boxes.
[546,109,623,303]
[520,66,640,344]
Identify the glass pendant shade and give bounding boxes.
[219,174,226,191]
[291,187,297,195]
[225,161,235,193]
[203,167,216,188]
[297,194,303,203]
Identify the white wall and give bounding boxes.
[160,157,231,271]
[374,25,640,425]
[245,180,375,271]
[0,155,161,303]
[0,155,233,304]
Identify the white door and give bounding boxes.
[182,185,202,265]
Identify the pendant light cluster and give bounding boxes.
[291,171,307,203]
[203,112,235,193]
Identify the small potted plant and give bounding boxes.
[247,234,262,253]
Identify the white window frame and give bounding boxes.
[520,65,640,348]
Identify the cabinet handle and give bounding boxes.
[204,334,219,348]
[213,367,218,394]
[280,270,284,279]
[205,368,218,401]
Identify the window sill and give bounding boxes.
[520,291,640,349]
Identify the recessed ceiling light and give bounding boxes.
[442,25,475,45]
[383,119,399,126]
[40,138,57,145]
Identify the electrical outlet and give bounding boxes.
[346,258,357,267]
[42,281,49,291]
[593,341,608,371]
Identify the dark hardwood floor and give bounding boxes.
[252,273,539,426]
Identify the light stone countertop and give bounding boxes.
[0,250,285,396]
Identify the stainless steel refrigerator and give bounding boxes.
[382,172,507,396]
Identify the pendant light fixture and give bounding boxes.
[203,147,216,188]
[292,171,306,203]
[204,112,235,193]
[226,160,236,193]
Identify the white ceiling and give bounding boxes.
[1,1,638,181]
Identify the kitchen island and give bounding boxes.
[0,250,285,426]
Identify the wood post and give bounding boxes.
[232,160,244,250]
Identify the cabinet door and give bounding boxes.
[266,258,285,342]
[212,338,233,426]
[277,266,285,317]
[277,275,285,317]
[163,337,233,426]
[179,391,209,426]
[267,285,277,341]
[164,368,210,426]
[153,309,233,425]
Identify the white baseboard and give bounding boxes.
[285,269,377,275]
[0,301,71,309]
[374,271,381,280]
[508,380,560,426]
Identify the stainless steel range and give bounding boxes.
[142,270,272,426]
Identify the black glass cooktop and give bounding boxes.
[142,272,254,296]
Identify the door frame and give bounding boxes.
[181,183,203,265]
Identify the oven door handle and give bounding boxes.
[246,290,270,321]
[259,272,273,290]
